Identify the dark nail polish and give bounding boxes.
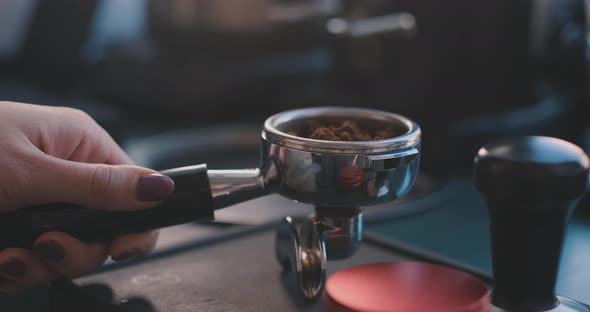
[136,174,175,202]
[0,258,25,278]
[112,248,142,262]
[34,240,65,263]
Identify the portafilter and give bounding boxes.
[0,106,421,253]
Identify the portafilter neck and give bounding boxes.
[208,168,273,208]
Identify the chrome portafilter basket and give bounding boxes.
[263,107,421,300]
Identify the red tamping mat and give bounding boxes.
[325,262,490,312]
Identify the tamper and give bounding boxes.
[474,136,590,311]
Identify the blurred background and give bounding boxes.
[1,0,589,174]
[3,1,590,310]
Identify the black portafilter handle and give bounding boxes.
[474,136,590,311]
[0,165,215,250]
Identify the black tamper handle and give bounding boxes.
[474,136,590,311]
[0,164,215,250]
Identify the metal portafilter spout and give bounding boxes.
[275,205,363,300]
[474,136,590,312]
[0,107,421,299]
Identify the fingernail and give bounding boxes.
[0,258,25,278]
[112,248,142,262]
[136,174,175,202]
[33,240,65,263]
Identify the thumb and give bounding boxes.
[31,158,175,211]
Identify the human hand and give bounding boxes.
[0,101,174,293]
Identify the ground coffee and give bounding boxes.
[289,120,398,141]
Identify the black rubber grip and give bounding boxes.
[0,164,214,249]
